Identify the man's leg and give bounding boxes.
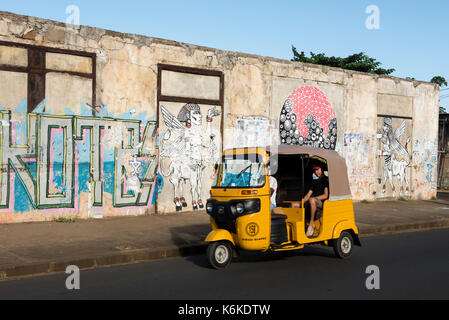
[307,198,317,236]
[309,198,317,221]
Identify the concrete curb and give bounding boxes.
[359,220,449,237]
[0,244,208,281]
[2,221,449,281]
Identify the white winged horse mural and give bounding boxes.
[160,103,220,211]
[379,117,412,197]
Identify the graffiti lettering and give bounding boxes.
[0,103,158,212]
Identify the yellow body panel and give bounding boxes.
[205,229,236,246]
[293,199,357,244]
[271,243,304,252]
[210,191,272,251]
[268,199,357,245]
[235,203,271,251]
[210,156,272,251]
[222,147,267,159]
[332,219,359,239]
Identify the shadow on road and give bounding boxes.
[169,221,340,269]
[182,243,337,269]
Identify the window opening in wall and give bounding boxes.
[0,40,96,113]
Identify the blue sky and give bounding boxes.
[2,0,448,108]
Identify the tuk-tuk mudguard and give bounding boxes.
[332,220,362,246]
[205,229,236,246]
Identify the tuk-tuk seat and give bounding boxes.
[277,179,304,203]
[271,213,287,221]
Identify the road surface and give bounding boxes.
[0,228,448,300]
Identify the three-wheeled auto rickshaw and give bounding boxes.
[205,145,361,269]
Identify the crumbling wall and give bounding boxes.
[0,11,440,222]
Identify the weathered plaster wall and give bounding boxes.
[0,11,440,223]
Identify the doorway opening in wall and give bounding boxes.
[156,64,224,214]
[376,114,413,199]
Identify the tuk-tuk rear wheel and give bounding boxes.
[333,231,354,259]
[207,241,232,269]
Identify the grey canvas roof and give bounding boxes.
[267,145,352,200]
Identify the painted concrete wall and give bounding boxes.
[0,11,440,223]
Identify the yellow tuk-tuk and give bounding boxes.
[205,145,361,269]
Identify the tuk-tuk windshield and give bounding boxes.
[213,154,265,188]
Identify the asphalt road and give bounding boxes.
[0,228,448,300]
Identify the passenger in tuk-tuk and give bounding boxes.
[291,163,329,237]
[268,159,278,213]
[304,164,329,237]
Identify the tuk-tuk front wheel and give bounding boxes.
[207,241,232,269]
[333,231,354,259]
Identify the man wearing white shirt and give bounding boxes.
[269,175,277,212]
[268,158,278,212]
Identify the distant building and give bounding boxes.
[438,114,449,190]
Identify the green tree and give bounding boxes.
[431,76,448,114]
[431,76,448,87]
[291,46,395,75]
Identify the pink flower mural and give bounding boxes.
[280,86,337,150]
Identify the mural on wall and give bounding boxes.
[231,116,275,148]
[280,86,337,150]
[159,103,220,211]
[377,117,412,197]
[0,99,160,215]
[413,139,438,190]
[342,132,379,199]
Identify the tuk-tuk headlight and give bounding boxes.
[242,199,261,215]
[235,203,245,215]
[231,199,260,217]
[206,202,214,213]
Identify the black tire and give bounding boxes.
[207,241,232,269]
[333,231,354,259]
